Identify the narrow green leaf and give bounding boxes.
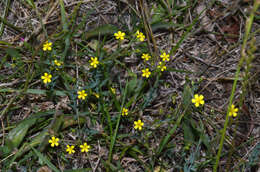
[0,0,10,37]
[25,0,36,8]
[31,147,60,172]
[59,0,68,32]
[85,24,118,40]
[108,81,129,163]
[5,48,20,58]
[64,169,92,172]
[0,40,12,46]
[156,112,184,156]
[0,88,67,96]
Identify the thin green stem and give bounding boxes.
[108,81,128,163]
[213,1,259,171]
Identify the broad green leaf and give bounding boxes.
[5,48,20,58]
[182,84,192,108]
[6,117,37,150]
[183,121,195,146]
[127,77,137,96]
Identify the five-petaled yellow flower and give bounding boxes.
[114,31,125,40]
[78,90,87,100]
[192,94,205,107]
[134,120,144,131]
[122,108,128,116]
[142,68,151,78]
[229,104,238,117]
[54,60,62,66]
[157,62,166,71]
[136,30,145,41]
[49,136,59,147]
[89,57,99,68]
[141,53,151,61]
[80,142,91,153]
[160,52,170,62]
[66,145,75,154]
[43,41,52,51]
[41,73,52,84]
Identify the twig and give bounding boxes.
[0,79,22,88]
[1,119,5,146]
[184,52,221,68]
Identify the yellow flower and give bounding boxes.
[49,136,59,147]
[54,60,62,66]
[141,53,151,61]
[43,41,52,51]
[66,145,75,154]
[78,90,87,100]
[111,87,116,94]
[89,57,99,68]
[114,31,126,40]
[93,93,100,98]
[160,52,170,62]
[41,73,52,84]
[134,120,144,131]
[122,108,128,116]
[136,30,145,41]
[157,62,166,71]
[229,104,238,117]
[142,68,151,78]
[80,142,91,153]
[192,94,205,107]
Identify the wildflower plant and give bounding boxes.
[157,62,166,71]
[49,136,59,147]
[141,53,151,61]
[78,90,87,100]
[111,87,116,94]
[192,94,205,107]
[54,60,62,67]
[3,1,257,170]
[66,145,75,154]
[89,57,99,68]
[160,52,170,62]
[41,73,52,84]
[142,68,151,78]
[229,104,238,117]
[121,108,128,116]
[43,41,52,51]
[93,93,100,98]
[80,142,91,153]
[134,120,144,131]
[114,31,125,40]
[136,30,145,41]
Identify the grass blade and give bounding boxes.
[156,112,184,156]
[31,147,60,172]
[108,81,129,163]
[0,0,10,37]
[213,1,260,171]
